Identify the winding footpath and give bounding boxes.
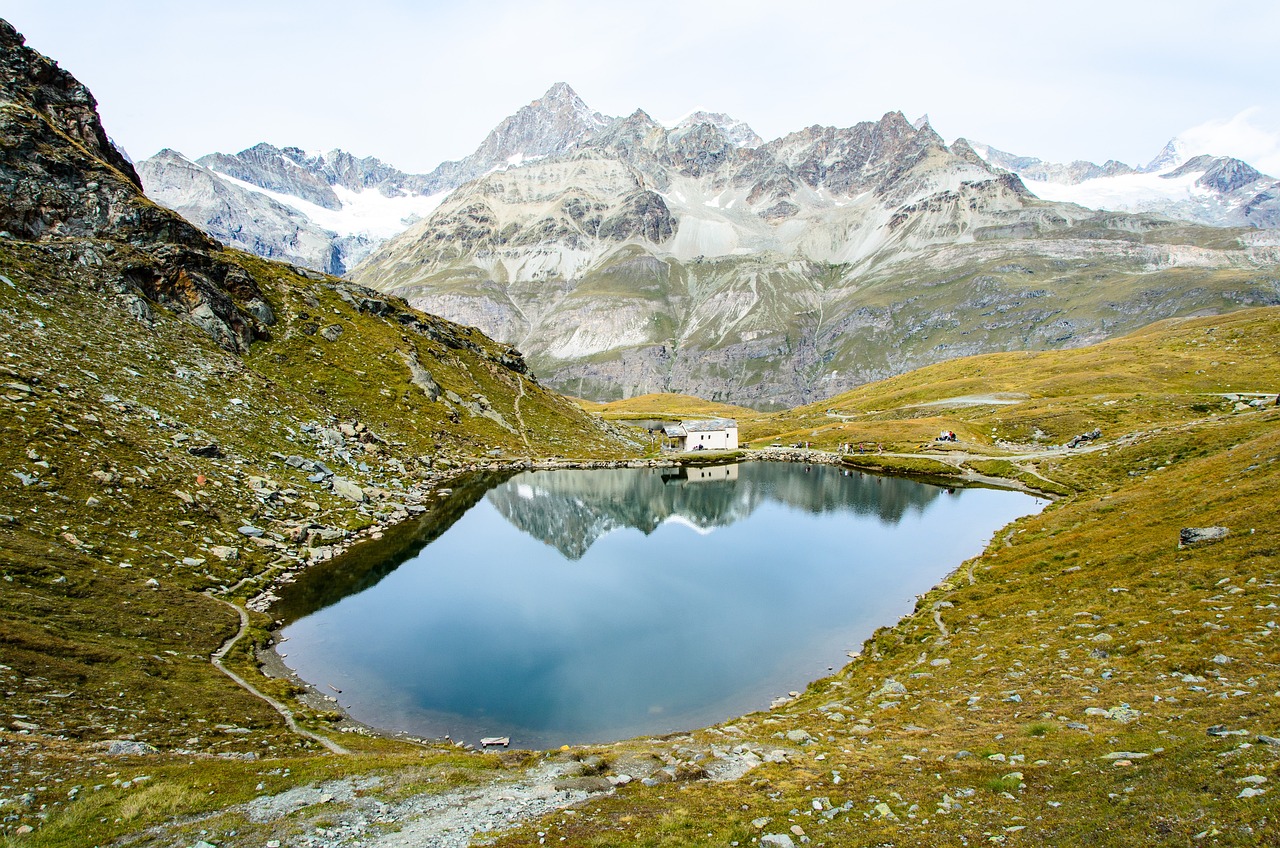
[205,592,350,755]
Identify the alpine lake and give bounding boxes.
[272,461,1045,749]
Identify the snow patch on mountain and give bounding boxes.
[1024,170,1210,209]
[213,171,447,241]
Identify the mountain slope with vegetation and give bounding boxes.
[0,18,635,838]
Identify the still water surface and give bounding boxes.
[278,462,1043,748]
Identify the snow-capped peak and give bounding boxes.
[1143,137,1189,173]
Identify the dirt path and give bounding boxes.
[512,373,531,451]
[205,593,349,755]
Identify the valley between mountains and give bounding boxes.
[1,15,1278,848]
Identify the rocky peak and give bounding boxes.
[591,109,670,171]
[311,148,412,195]
[948,137,989,168]
[669,121,736,177]
[420,82,613,194]
[0,19,140,190]
[963,139,1042,173]
[1143,137,1188,173]
[674,111,763,148]
[762,111,957,197]
[1166,154,1265,194]
[533,81,596,120]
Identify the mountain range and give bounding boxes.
[139,85,1280,408]
[966,138,1279,228]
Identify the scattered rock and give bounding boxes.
[1066,428,1101,448]
[552,776,612,793]
[1179,526,1228,547]
[238,525,265,538]
[760,834,796,848]
[873,801,899,820]
[188,443,223,458]
[872,678,907,697]
[1207,725,1249,737]
[1087,704,1140,723]
[331,477,365,503]
[107,740,158,756]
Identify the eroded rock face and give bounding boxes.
[0,19,269,353]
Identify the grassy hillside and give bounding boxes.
[576,392,754,420]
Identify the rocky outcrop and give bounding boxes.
[0,20,278,352]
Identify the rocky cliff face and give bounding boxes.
[0,19,280,353]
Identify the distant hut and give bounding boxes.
[663,418,739,452]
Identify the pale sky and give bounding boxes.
[8,1,1280,175]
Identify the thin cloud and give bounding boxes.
[1177,109,1280,176]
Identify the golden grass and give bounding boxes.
[575,392,755,420]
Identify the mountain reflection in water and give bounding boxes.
[487,463,943,559]
[277,461,1043,748]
